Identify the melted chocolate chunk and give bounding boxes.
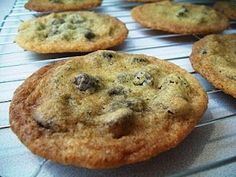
[74,73,100,93]
[98,108,133,139]
[51,18,65,25]
[176,6,189,17]
[85,31,96,40]
[102,52,114,59]
[200,49,207,55]
[133,71,153,86]
[132,57,148,64]
[108,86,126,96]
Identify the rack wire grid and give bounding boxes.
[0,0,236,177]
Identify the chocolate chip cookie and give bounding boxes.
[131,1,229,34]
[10,50,208,169]
[16,12,128,53]
[25,0,102,12]
[190,34,236,98]
[214,0,236,20]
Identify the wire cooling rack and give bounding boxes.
[0,0,236,177]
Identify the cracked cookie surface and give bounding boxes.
[191,34,236,98]
[131,1,229,34]
[10,50,208,169]
[25,0,102,12]
[16,12,128,53]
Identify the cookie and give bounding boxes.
[214,0,236,20]
[15,12,128,53]
[10,50,208,169]
[131,1,229,34]
[190,34,236,98]
[25,0,102,12]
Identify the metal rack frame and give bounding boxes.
[0,0,236,176]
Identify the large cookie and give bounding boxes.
[190,34,236,98]
[10,50,208,168]
[16,12,128,53]
[214,0,236,20]
[25,0,102,12]
[131,1,229,34]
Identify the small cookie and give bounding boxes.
[214,0,236,20]
[10,50,208,169]
[190,34,236,98]
[25,0,102,12]
[131,1,229,34]
[16,12,128,53]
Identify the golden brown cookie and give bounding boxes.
[214,0,236,20]
[25,0,102,12]
[190,34,236,98]
[10,50,208,169]
[15,12,128,54]
[131,1,229,34]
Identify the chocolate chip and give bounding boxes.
[102,51,114,64]
[97,108,133,138]
[108,86,126,96]
[167,110,174,115]
[36,121,50,129]
[200,49,207,55]
[133,71,153,86]
[51,18,65,25]
[176,6,189,17]
[125,98,146,112]
[132,57,148,64]
[85,31,96,40]
[49,0,63,3]
[74,73,100,93]
[102,52,114,59]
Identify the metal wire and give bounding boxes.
[168,156,236,177]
